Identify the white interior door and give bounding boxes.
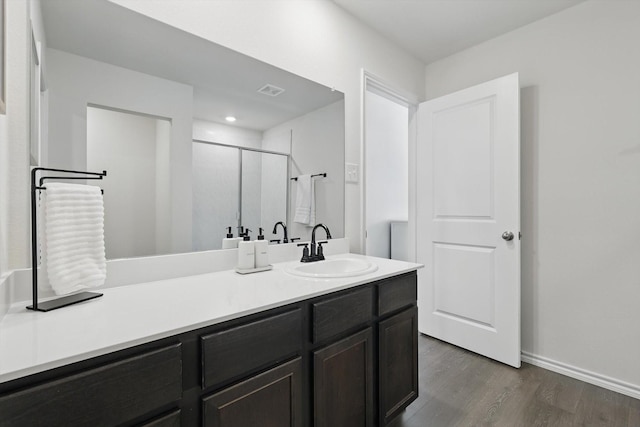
[416,73,521,367]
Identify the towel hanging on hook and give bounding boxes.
[293,174,318,226]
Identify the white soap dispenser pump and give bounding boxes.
[222,226,238,249]
[233,226,245,247]
[237,229,255,270]
[254,227,269,268]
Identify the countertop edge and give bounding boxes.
[0,255,421,384]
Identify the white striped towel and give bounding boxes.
[293,174,316,226]
[42,182,106,295]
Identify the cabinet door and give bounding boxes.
[202,357,302,427]
[313,328,374,427]
[379,306,418,425]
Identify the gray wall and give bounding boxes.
[46,48,194,255]
[424,0,640,394]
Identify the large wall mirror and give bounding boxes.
[39,0,345,259]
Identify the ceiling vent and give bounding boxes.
[258,84,285,97]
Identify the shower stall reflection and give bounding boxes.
[192,140,289,251]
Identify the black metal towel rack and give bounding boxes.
[27,167,107,312]
[290,172,326,181]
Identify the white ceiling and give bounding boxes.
[40,0,343,131]
[41,0,588,127]
[333,0,586,64]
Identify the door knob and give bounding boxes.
[502,231,514,241]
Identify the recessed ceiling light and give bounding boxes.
[225,116,237,122]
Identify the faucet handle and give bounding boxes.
[317,241,328,260]
[290,237,301,242]
[269,239,281,244]
[297,243,310,262]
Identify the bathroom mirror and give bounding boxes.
[39,0,345,258]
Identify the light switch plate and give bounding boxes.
[346,163,359,183]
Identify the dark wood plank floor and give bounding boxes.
[389,335,640,427]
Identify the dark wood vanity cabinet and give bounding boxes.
[0,344,183,427]
[313,328,374,427]
[200,309,302,389]
[379,306,418,425]
[202,358,303,427]
[311,287,375,426]
[200,309,303,427]
[140,410,182,427]
[377,273,419,425]
[0,271,417,427]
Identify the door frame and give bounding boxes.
[360,70,418,260]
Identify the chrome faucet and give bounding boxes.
[298,223,332,262]
[272,221,289,243]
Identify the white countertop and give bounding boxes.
[0,254,421,384]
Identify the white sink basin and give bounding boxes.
[286,258,378,278]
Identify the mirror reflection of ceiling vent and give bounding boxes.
[258,84,285,97]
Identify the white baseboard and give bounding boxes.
[521,351,640,400]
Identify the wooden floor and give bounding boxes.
[389,335,640,427]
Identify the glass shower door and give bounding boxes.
[192,142,240,251]
[240,150,288,240]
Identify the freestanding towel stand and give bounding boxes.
[27,167,107,312]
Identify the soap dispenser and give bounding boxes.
[222,226,238,249]
[233,226,245,247]
[237,229,255,270]
[254,228,269,268]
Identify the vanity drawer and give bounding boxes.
[312,287,373,343]
[0,343,182,427]
[201,309,302,389]
[378,273,417,317]
[140,409,181,427]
